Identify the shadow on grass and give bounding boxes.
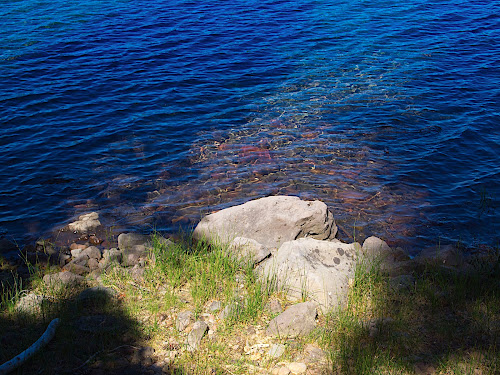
[0,269,181,375]
[322,250,500,375]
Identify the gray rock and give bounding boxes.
[68,212,101,233]
[103,248,122,262]
[16,293,46,314]
[88,258,99,271]
[303,344,327,363]
[77,286,117,302]
[71,254,90,267]
[260,238,359,310]
[176,310,194,331]
[208,300,222,312]
[129,264,145,281]
[217,303,237,321]
[287,362,307,374]
[416,244,464,267]
[187,320,208,351]
[362,236,411,275]
[266,301,317,338]
[268,299,283,314]
[121,245,147,266]
[58,253,71,266]
[35,240,57,255]
[267,343,286,358]
[62,263,90,275]
[362,236,392,259]
[71,248,83,258]
[229,237,271,265]
[81,246,102,260]
[118,233,151,251]
[193,196,337,249]
[43,271,84,286]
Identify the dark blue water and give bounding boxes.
[1,0,499,252]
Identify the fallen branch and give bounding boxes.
[0,318,60,375]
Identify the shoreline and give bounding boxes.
[1,196,499,374]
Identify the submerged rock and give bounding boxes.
[193,195,337,249]
[118,232,151,251]
[68,212,101,233]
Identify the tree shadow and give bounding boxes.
[0,269,181,375]
[323,249,500,374]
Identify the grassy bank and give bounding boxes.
[1,235,499,374]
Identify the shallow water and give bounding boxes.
[1,0,499,252]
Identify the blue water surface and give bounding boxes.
[1,0,499,251]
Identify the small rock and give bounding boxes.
[217,303,237,321]
[266,301,317,338]
[71,254,90,267]
[287,362,307,374]
[267,344,285,358]
[208,300,222,312]
[88,258,99,271]
[81,246,102,260]
[43,271,84,286]
[77,286,117,302]
[62,263,90,275]
[416,244,464,267]
[70,243,87,251]
[122,245,147,266]
[187,320,208,351]
[71,248,83,258]
[118,233,151,251]
[103,248,121,260]
[303,344,327,363]
[268,299,283,314]
[278,367,291,375]
[89,235,101,245]
[68,212,101,233]
[176,310,194,331]
[129,264,145,281]
[58,253,71,266]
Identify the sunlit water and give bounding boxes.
[1,0,499,253]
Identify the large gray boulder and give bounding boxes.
[193,196,337,249]
[260,238,359,310]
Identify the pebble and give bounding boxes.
[267,344,286,358]
[176,310,194,331]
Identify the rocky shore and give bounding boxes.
[1,196,498,374]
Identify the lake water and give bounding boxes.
[1,0,499,253]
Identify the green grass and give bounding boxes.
[1,234,500,374]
